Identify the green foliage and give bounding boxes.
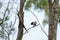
[5,16,9,21]
[0,10,14,40]
[0,15,9,25]
[11,28,15,31]
[0,30,5,38]
[0,30,4,35]
[25,0,48,10]
[58,6,60,22]
[42,18,48,26]
[0,21,15,39]
[58,6,60,16]
[25,0,60,25]
[34,0,48,9]
[25,0,33,10]
[0,18,3,25]
[0,0,17,40]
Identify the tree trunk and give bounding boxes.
[16,0,25,40]
[48,0,58,40]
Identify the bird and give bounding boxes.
[31,21,37,27]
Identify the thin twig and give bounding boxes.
[2,0,10,23]
[23,24,40,35]
[8,15,17,35]
[27,24,39,30]
[28,10,48,37]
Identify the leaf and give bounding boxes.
[0,18,3,25]
[5,16,9,21]
[32,0,48,9]
[0,30,4,34]
[42,18,48,26]
[11,28,15,31]
[1,24,5,27]
[25,0,33,10]
[25,0,48,10]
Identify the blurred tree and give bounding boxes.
[48,0,59,40]
[0,0,59,40]
[0,0,17,40]
[25,0,59,40]
[16,0,25,40]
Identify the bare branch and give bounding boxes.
[27,24,39,30]
[2,0,10,24]
[27,10,48,37]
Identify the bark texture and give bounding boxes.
[48,0,58,40]
[16,0,25,40]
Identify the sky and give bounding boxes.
[23,9,48,40]
[0,0,60,40]
[22,8,60,40]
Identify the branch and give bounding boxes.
[27,24,39,30]
[27,10,48,37]
[2,0,10,24]
[28,10,39,24]
[16,7,28,34]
